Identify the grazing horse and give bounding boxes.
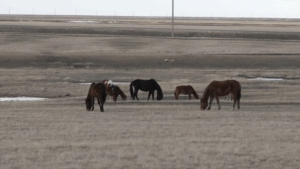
[174,85,199,100]
[130,79,163,100]
[85,83,106,112]
[200,80,241,110]
[106,85,127,102]
[102,79,127,102]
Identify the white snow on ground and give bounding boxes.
[69,21,99,23]
[248,77,284,81]
[0,97,48,102]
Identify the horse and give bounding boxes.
[106,85,127,102]
[200,80,241,110]
[102,79,127,102]
[130,79,163,101]
[174,85,199,100]
[85,83,106,112]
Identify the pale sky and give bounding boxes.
[0,0,299,18]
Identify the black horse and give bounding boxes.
[130,79,163,101]
[85,83,106,112]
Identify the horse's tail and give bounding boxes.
[192,88,199,99]
[129,82,134,100]
[117,86,127,100]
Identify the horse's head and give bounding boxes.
[157,92,163,100]
[85,99,94,111]
[200,98,208,111]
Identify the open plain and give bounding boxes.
[1,15,300,169]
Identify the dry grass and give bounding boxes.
[1,98,300,169]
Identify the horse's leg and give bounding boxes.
[113,93,117,102]
[152,90,154,100]
[96,98,101,112]
[115,94,119,102]
[188,94,191,100]
[175,91,179,100]
[232,94,237,110]
[91,97,95,111]
[147,91,151,100]
[215,95,221,110]
[96,97,104,112]
[233,100,237,110]
[207,96,214,110]
[100,100,104,112]
[237,99,240,110]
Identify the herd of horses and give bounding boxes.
[85,79,241,112]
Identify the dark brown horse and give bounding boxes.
[102,79,127,102]
[85,83,106,112]
[174,85,199,100]
[200,80,241,110]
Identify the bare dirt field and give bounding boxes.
[1,15,300,169]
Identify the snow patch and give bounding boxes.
[69,20,99,23]
[248,77,284,81]
[0,97,48,102]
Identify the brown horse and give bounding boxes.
[200,80,241,110]
[106,85,127,102]
[102,79,127,102]
[85,83,106,112]
[174,85,199,100]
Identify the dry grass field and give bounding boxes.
[1,15,300,169]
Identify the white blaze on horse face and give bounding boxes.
[107,80,113,85]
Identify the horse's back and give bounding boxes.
[228,80,241,88]
[132,79,158,88]
[207,80,240,96]
[209,80,239,88]
[176,85,194,94]
[90,83,106,96]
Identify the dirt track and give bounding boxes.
[1,15,300,169]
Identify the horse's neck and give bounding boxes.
[87,93,92,100]
[156,87,162,95]
[202,87,210,100]
[154,82,162,93]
